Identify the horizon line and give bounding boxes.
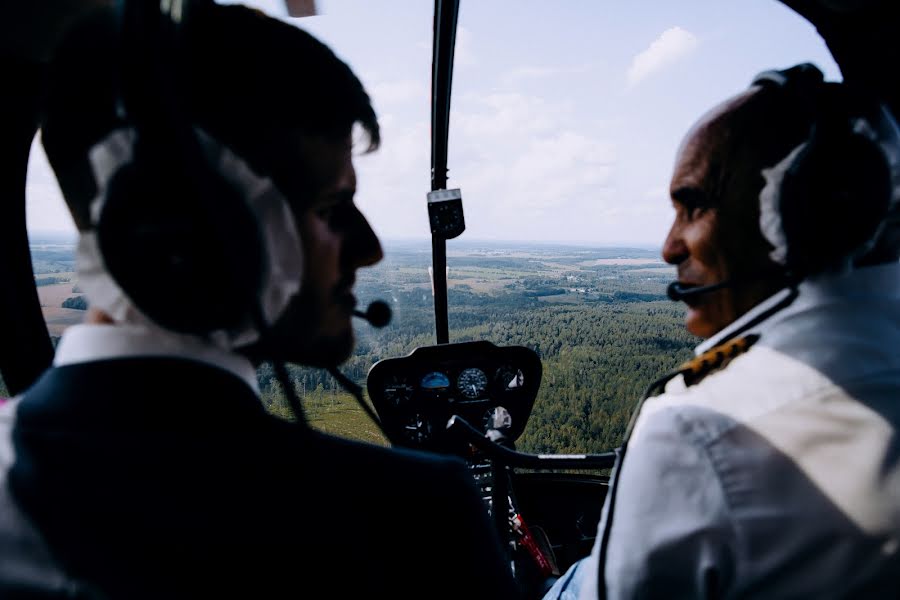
[27,230,663,252]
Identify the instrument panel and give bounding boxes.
[367,341,542,453]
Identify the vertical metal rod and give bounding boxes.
[432,237,449,344]
[429,0,459,345]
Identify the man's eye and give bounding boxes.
[687,205,707,220]
[315,205,335,219]
[315,203,355,227]
[672,189,710,222]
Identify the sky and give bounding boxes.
[26,0,840,247]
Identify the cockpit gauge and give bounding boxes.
[421,371,451,390]
[402,413,432,444]
[383,375,414,407]
[495,366,525,391]
[457,367,488,399]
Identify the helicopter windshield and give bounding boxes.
[5,2,900,597]
[18,0,841,454]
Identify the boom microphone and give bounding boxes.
[666,280,732,302]
[353,300,392,328]
[667,267,792,302]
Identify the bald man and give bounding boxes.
[546,63,900,599]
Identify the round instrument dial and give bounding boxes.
[383,375,414,406]
[457,368,488,399]
[494,366,525,391]
[402,413,432,445]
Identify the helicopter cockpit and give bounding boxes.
[3,0,900,598]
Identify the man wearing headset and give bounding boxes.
[0,4,517,599]
[546,64,900,599]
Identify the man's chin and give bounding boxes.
[294,330,355,367]
[685,308,715,339]
[687,304,739,339]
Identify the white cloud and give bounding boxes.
[351,82,627,243]
[504,132,615,210]
[354,116,431,239]
[455,92,559,140]
[627,26,699,88]
[443,91,622,242]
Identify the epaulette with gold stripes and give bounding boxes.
[678,334,760,387]
[623,334,761,444]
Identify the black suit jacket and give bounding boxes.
[0,358,518,599]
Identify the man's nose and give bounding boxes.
[346,208,383,268]
[662,224,688,265]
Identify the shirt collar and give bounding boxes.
[54,323,260,395]
[694,261,900,356]
[694,287,795,356]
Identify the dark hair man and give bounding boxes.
[0,4,517,599]
[545,64,900,599]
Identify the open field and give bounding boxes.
[265,391,388,446]
[629,266,676,274]
[531,260,586,272]
[308,398,388,446]
[577,258,664,267]
[37,281,80,307]
[42,308,85,337]
[36,279,84,336]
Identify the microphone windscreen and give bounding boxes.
[365,300,392,328]
[666,281,684,302]
[666,279,734,302]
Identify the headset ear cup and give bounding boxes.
[780,130,891,274]
[758,71,895,275]
[98,141,265,335]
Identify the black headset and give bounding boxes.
[750,63,894,276]
[96,0,267,335]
